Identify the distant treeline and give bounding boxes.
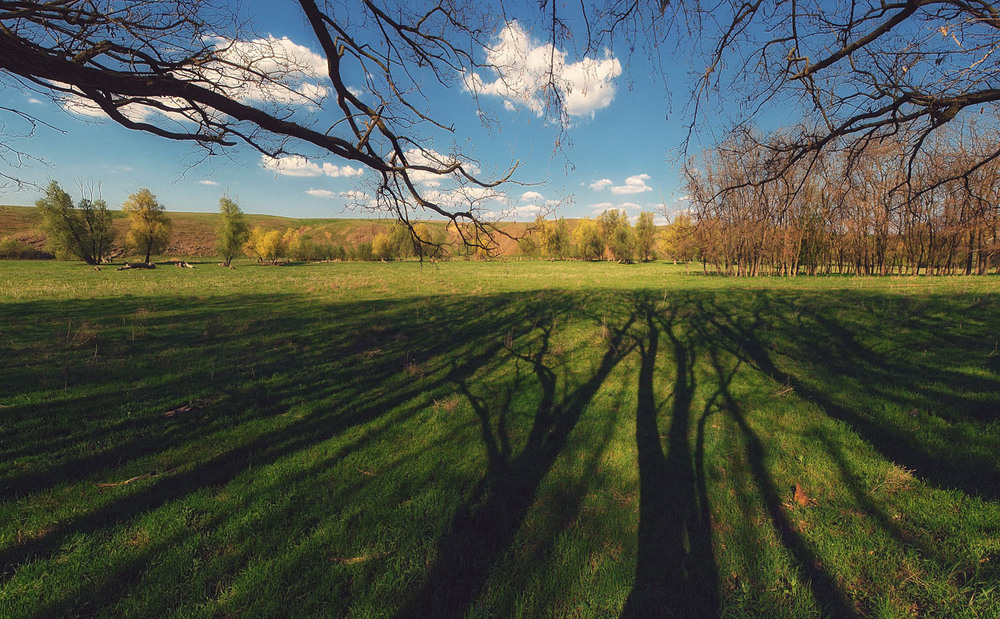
[686,129,1000,276]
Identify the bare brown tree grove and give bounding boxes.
[686,124,1000,276]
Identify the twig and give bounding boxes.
[164,403,196,417]
[97,465,182,488]
[330,551,388,565]
[97,472,157,488]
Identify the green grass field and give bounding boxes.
[1,259,998,617]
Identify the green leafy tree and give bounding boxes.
[517,234,540,258]
[537,215,570,260]
[412,222,446,260]
[356,241,375,261]
[372,229,397,261]
[635,211,657,262]
[216,196,249,266]
[597,209,626,251]
[573,218,605,260]
[123,188,171,264]
[372,223,413,261]
[609,223,637,263]
[597,209,635,262]
[37,181,116,264]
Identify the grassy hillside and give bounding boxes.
[0,204,532,258]
[1,260,998,615]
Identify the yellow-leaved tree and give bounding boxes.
[123,188,171,264]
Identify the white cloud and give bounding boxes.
[611,174,652,195]
[199,180,220,186]
[398,147,481,187]
[201,35,330,105]
[590,202,614,213]
[619,202,643,211]
[58,89,189,123]
[520,190,544,202]
[58,35,328,123]
[422,186,505,207]
[307,189,337,199]
[321,162,363,178]
[589,178,613,191]
[261,155,363,178]
[463,21,622,119]
[510,204,544,219]
[27,97,43,105]
[340,190,372,202]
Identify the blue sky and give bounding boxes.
[0,3,703,222]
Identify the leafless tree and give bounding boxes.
[0,0,532,251]
[680,0,1000,182]
[6,0,1000,243]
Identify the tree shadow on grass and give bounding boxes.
[0,291,544,590]
[621,297,719,616]
[705,346,856,617]
[699,290,1000,500]
[395,308,638,617]
[3,284,998,615]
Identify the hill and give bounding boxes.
[0,204,533,258]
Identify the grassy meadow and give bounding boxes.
[1,259,998,617]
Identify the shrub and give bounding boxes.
[0,238,53,260]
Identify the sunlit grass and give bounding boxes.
[1,259,998,616]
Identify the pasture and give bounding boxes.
[1,260,998,616]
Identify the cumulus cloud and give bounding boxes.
[398,147,482,187]
[261,155,363,178]
[201,35,330,105]
[59,35,328,122]
[59,88,193,123]
[520,190,544,202]
[611,174,652,195]
[198,180,220,186]
[589,178,613,191]
[306,189,338,199]
[463,21,622,119]
[511,204,544,219]
[422,186,505,208]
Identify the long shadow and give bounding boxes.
[622,298,719,616]
[0,292,531,586]
[5,284,999,614]
[706,346,856,617]
[395,312,638,617]
[0,292,528,498]
[703,291,1000,499]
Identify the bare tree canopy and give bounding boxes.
[673,0,1000,178]
[0,0,525,249]
[4,0,1000,230]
